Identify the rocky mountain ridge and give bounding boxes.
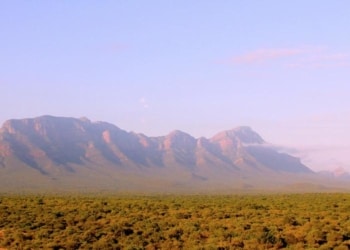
[0,115,334,192]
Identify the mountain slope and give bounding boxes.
[0,115,317,192]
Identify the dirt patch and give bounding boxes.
[0,229,6,250]
[0,231,6,250]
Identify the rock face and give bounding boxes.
[0,115,315,192]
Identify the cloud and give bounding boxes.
[231,48,304,64]
[139,97,150,109]
[286,52,350,69]
[244,142,302,156]
[257,143,350,172]
[228,46,350,69]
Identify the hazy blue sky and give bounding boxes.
[1,1,349,171]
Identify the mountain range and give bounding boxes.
[0,115,347,193]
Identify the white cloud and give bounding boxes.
[245,142,350,172]
[232,48,304,64]
[228,46,350,69]
[284,144,350,172]
[139,97,150,109]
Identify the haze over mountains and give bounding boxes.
[0,116,347,193]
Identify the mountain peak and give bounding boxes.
[164,130,196,149]
[230,126,265,144]
[167,130,193,138]
[79,117,91,123]
[0,115,315,192]
[211,126,265,144]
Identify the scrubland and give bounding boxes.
[1,193,350,249]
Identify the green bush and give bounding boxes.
[1,193,350,249]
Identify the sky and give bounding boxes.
[1,1,350,171]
